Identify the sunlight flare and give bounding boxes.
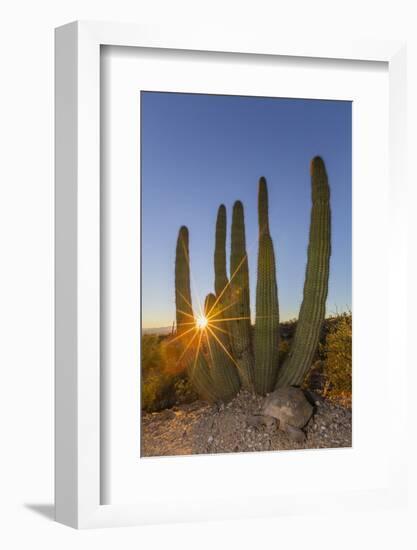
[196,315,209,330]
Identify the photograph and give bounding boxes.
[140,91,352,457]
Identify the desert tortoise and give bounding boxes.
[249,386,314,442]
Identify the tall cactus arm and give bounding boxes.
[254,177,280,394]
[276,157,331,388]
[214,204,236,351]
[229,201,254,389]
[175,226,194,335]
[214,205,229,298]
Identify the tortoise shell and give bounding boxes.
[262,386,313,429]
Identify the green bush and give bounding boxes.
[321,313,352,401]
[141,334,197,412]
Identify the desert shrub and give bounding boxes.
[173,376,198,403]
[141,334,198,411]
[159,336,190,376]
[321,313,352,402]
[141,334,173,411]
[278,338,291,364]
[142,334,164,372]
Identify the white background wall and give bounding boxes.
[1,0,416,548]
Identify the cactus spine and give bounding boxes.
[276,157,331,387]
[229,201,254,389]
[254,177,280,394]
[204,293,241,401]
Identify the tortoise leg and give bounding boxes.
[284,425,306,443]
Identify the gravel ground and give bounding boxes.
[141,390,352,457]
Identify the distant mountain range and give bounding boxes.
[142,326,172,336]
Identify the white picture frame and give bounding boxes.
[55,21,407,529]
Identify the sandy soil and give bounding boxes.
[141,390,352,457]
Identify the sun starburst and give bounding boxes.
[196,315,209,330]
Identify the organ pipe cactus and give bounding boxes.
[276,156,331,387]
[229,201,255,389]
[204,293,241,401]
[174,155,332,402]
[254,177,280,394]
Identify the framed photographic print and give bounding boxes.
[139,90,351,458]
[55,21,408,528]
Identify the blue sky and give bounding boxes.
[141,92,351,328]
